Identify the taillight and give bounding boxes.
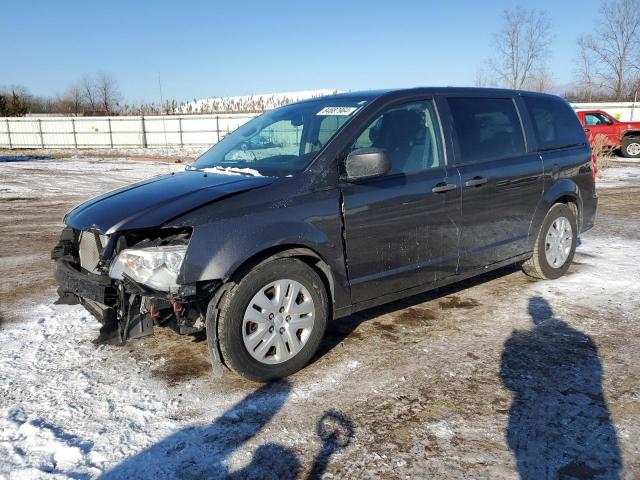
[590,154,598,183]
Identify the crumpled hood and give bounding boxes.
[64,170,274,234]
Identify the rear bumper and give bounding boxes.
[581,193,598,233]
[53,259,118,306]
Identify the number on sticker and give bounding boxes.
[317,107,358,116]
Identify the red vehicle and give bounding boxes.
[576,109,640,158]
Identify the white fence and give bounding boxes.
[3,101,640,150]
[0,113,258,149]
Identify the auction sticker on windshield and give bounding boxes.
[317,106,358,116]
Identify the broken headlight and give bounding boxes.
[109,245,187,291]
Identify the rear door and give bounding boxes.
[441,95,543,271]
[340,98,460,303]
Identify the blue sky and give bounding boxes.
[2,0,601,103]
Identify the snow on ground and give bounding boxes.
[598,165,640,189]
[613,157,640,164]
[1,157,639,478]
[1,230,637,478]
[0,157,184,201]
[0,303,362,479]
[0,147,207,160]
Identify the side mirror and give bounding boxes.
[344,148,391,181]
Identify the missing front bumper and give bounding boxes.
[53,257,214,345]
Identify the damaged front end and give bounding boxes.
[52,226,218,345]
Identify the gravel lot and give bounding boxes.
[0,152,639,479]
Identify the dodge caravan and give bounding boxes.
[52,88,598,381]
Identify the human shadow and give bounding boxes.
[0,155,54,163]
[101,380,297,479]
[307,410,355,479]
[102,380,355,479]
[500,296,622,479]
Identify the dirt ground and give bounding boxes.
[1,153,639,479]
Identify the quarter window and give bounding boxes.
[523,96,587,151]
[349,100,444,175]
[447,97,525,164]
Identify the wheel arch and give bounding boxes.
[224,244,336,315]
[530,180,583,243]
[622,130,640,139]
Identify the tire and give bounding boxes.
[622,137,640,158]
[215,258,328,382]
[522,203,577,280]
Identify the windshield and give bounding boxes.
[190,97,369,176]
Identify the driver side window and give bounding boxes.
[350,100,444,175]
[585,113,612,126]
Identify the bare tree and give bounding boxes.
[80,76,97,110]
[526,66,556,92]
[577,0,640,100]
[474,65,495,88]
[95,72,121,113]
[61,84,84,114]
[489,6,553,90]
[575,37,602,101]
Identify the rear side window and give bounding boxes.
[447,97,525,164]
[523,96,587,151]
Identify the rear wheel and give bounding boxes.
[215,258,328,382]
[622,137,640,158]
[522,203,577,280]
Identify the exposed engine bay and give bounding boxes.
[52,227,218,344]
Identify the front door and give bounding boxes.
[340,99,460,304]
[582,112,619,147]
[444,96,543,271]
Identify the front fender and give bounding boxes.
[171,187,350,309]
[183,217,335,282]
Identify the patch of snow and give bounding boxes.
[613,155,640,164]
[0,157,183,201]
[0,147,206,159]
[0,299,366,478]
[428,420,455,440]
[597,166,640,189]
[201,166,263,177]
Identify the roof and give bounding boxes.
[294,87,562,105]
[295,87,565,109]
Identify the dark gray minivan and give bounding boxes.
[53,88,597,381]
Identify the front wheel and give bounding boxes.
[622,137,640,158]
[522,203,577,280]
[215,258,328,382]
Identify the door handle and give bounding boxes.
[584,128,590,133]
[431,182,457,193]
[464,176,488,187]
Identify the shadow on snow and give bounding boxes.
[0,155,54,163]
[500,296,622,479]
[101,379,354,479]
